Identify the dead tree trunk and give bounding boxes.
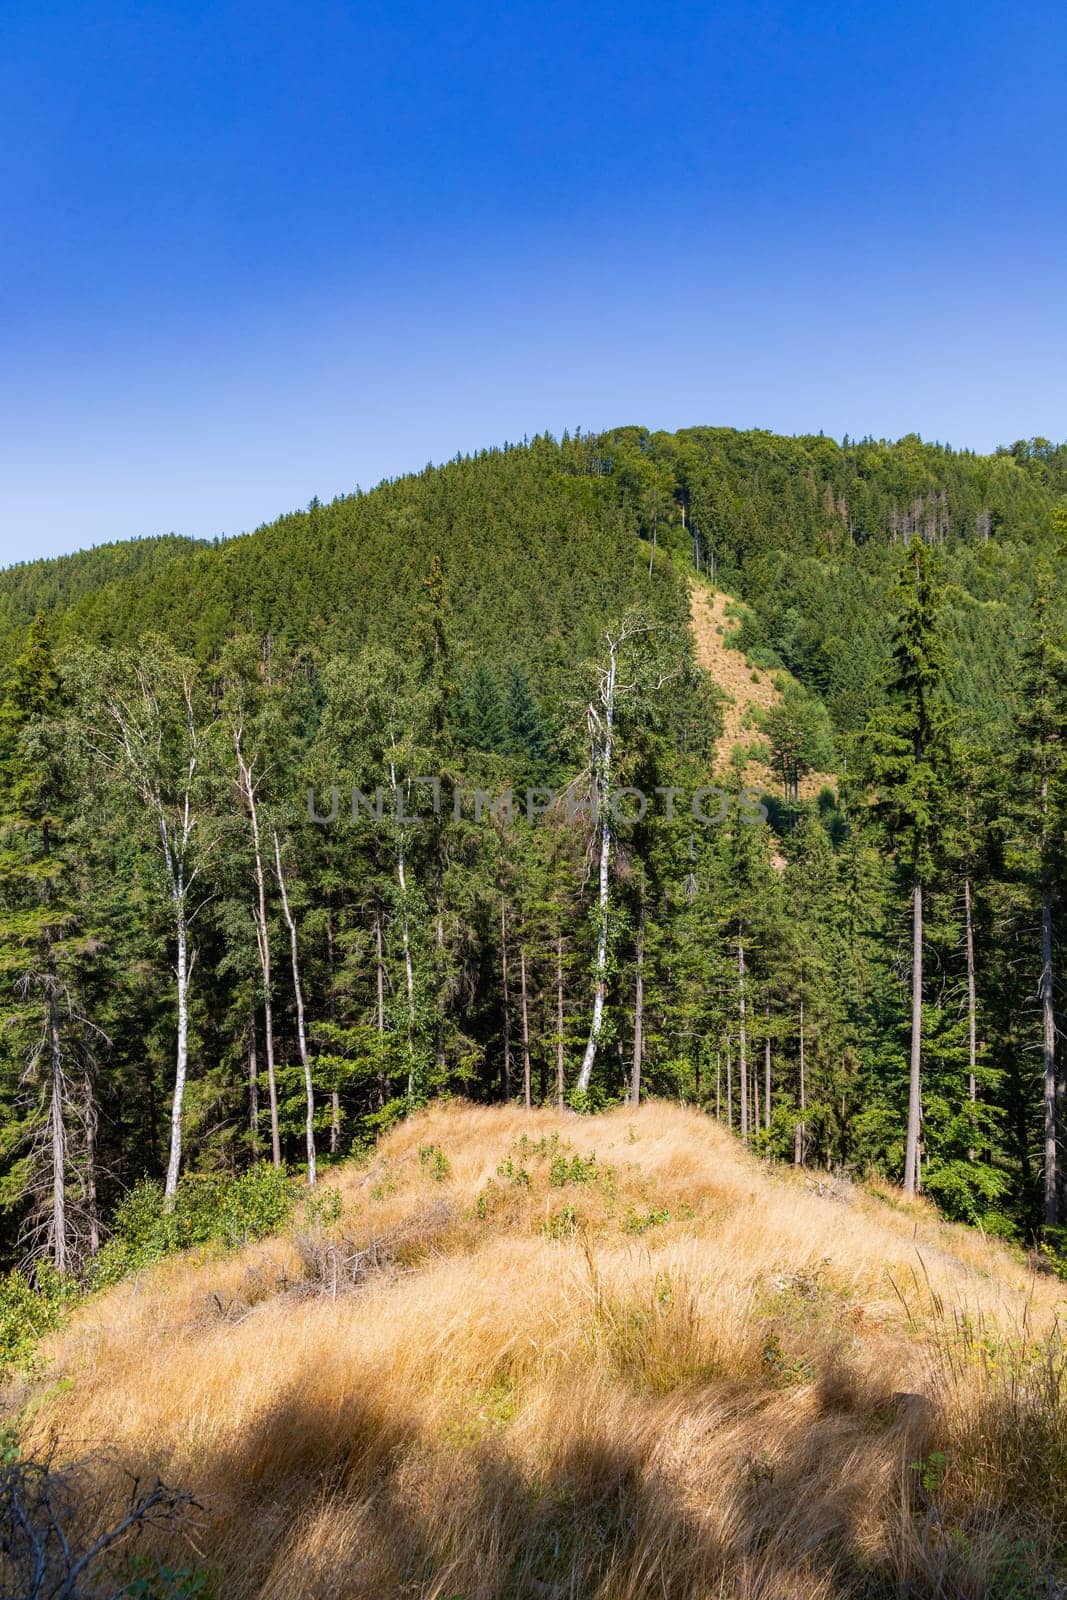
[248,1014,260,1157]
[273,831,316,1186]
[737,939,748,1141]
[964,876,978,1162]
[1041,860,1058,1226]
[501,901,512,1100]
[520,945,532,1110]
[388,757,417,1099]
[83,1066,99,1255]
[793,997,807,1166]
[46,952,67,1275]
[555,926,566,1108]
[374,899,387,1109]
[631,899,645,1107]
[235,737,280,1168]
[903,880,923,1198]
[577,637,618,1095]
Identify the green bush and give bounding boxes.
[419,1144,451,1182]
[549,1153,599,1187]
[623,1206,671,1234]
[90,1164,296,1289]
[542,1205,579,1238]
[120,1558,213,1598]
[0,1264,77,1374]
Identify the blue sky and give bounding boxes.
[1,0,1064,562]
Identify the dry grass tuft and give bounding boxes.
[6,1100,1066,1598]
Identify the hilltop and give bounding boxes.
[9,1100,1067,1598]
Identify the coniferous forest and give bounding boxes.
[3,423,1067,1284]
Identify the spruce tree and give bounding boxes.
[1013,565,1067,1226]
[0,618,90,1270]
[863,539,952,1196]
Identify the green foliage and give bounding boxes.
[120,1558,213,1599]
[302,1185,343,1228]
[0,423,1065,1272]
[0,1264,76,1373]
[90,1165,295,1287]
[623,1206,671,1234]
[495,1157,531,1187]
[549,1153,600,1187]
[419,1143,451,1182]
[910,1449,947,1495]
[542,1205,579,1237]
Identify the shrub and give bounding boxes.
[90,1165,295,1289]
[418,1144,451,1182]
[623,1206,671,1235]
[543,1205,579,1238]
[0,1265,77,1375]
[550,1153,599,1187]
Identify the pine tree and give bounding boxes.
[863,539,952,1197]
[1013,565,1067,1227]
[458,661,507,753]
[0,618,92,1270]
[503,663,547,767]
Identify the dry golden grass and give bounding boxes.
[689,583,832,805]
[8,1101,1067,1598]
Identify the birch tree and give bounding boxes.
[273,828,316,1184]
[316,647,432,1104]
[222,643,283,1166]
[575,617,667,1096]
[80,640,217,1200]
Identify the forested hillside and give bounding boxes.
[2,424,1067,1301]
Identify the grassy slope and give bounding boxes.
[12,1102,1067,1599]
[688,581,834,800]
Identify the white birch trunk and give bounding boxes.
[165,889,189,1199]
[903,880,923,1198]
[738,939,748,1141]
[389,757,417,1098]
[273,831,316,1185]
[520,945,532,1110]
[631,901,645,1107]
[237,741,280,1167]
[964,876,977,1162]
[794,997,806,1167]
[577,642,617,1095]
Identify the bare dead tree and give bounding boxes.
[0,1452,200,1600]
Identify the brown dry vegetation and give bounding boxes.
[7,1101,1067,1599]
[688,584,831,804]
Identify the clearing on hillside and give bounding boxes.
[689,582,832,801]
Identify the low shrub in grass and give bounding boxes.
[89,1164,295,1289]
[0,1263,77,1374]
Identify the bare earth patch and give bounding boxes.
[689,581,833,805]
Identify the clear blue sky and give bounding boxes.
[1,0,1064,563]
